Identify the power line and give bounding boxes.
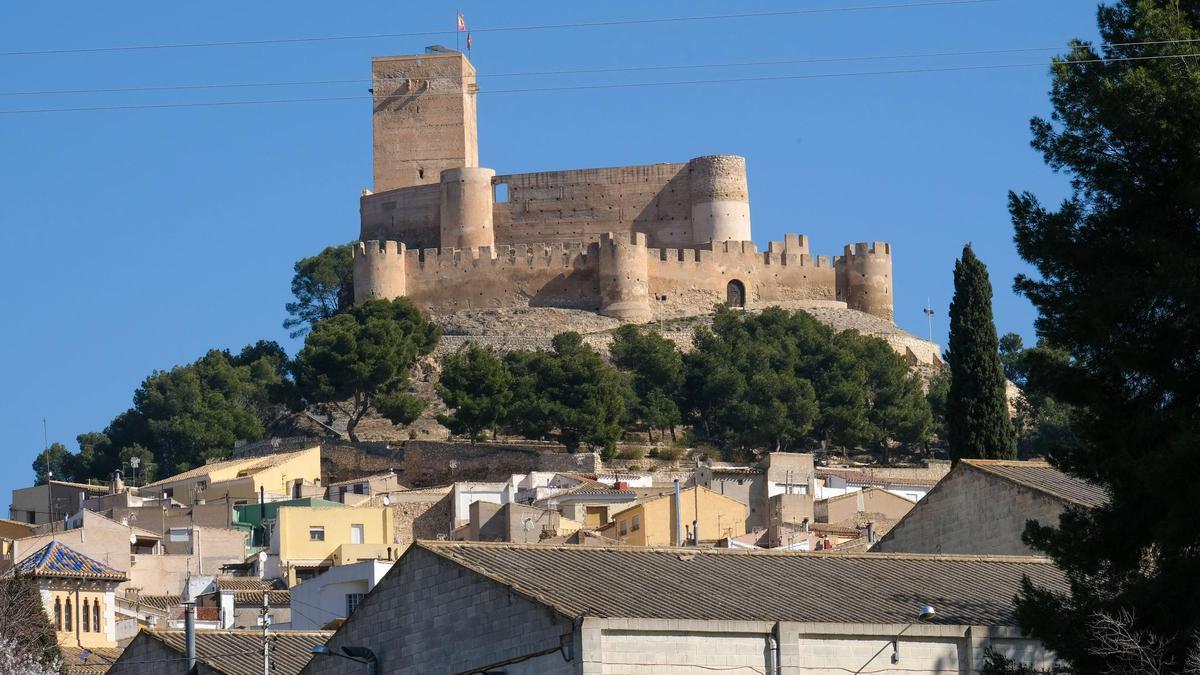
[7,37,1200,98]
[0,0,998,57]
[2,51,1196,115]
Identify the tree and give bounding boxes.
[292,297,440,442]
[999,332,1028,384]
[30,443,71,485]
[609,325,685,441]
[437,344,512,440]
[499,334,634,455]
[926,367,951,446]
[946,245,1015,462]
[1009,2,1200,670]
[283,243,354,339]
[0,576,60,673]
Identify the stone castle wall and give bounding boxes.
[354,232,863,319]
[352,49,896,324]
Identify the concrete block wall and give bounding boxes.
[305,547,579,675]
[873,464,1068,555]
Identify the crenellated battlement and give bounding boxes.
[834,240,894,322]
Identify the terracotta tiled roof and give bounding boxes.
[233,589,291,607]
[417,541,1065,627]
[214,576,283,592]
[5,541,127,581]
[133,630,332,675]
[60,646,124,675]
[962,460,1108,509]
[134,594,179,613]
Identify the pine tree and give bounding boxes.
[946,245,1015,462]
[1008,1,1200,669]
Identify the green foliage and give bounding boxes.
[610,325,684,441]
[998,335,1080,459]
[48,342,292,485]
[283,243,355,339]
[31,443,71,485]
[1008,1,1200,670]
[682,306,930,457]
[946,245,1016,462]
[537,333,634,455]
[437,343,512,440]
[0,575,61,670]
[293,297,440,442]
[926,367,951,444]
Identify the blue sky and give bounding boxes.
[0,1,1098,495]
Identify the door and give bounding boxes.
[351,524,364,545]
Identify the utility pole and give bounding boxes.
[923,298,936,343]
[260,591,272,675]
[44,418,53,529]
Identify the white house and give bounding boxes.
[289,559,395,630]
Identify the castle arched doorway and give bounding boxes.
[726,280,746,308]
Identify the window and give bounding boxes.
[339,486,348,501]
[162,488,174,499]
[350,524,364,545]
[619,520,628,536]
[168,527,190,542]
[82,599,90,632]
[631,515,641,532]
[346,593,365,617]
[196,480,207,490]
[64,599,72,631]
[352,483,366,495]
[93,600,101,633]
[54,598,62,630]
[309,526,325,541]
[494,182,510,203]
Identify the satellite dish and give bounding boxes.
[129,533,138,545]
[258,550,268,564]
[382,495,391,507]
[130,457,141,468]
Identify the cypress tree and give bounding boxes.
[945,244,1015,462]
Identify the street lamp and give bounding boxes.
[891,605,936,664]
[311,644,378,675]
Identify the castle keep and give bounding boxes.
[353,49,894,323]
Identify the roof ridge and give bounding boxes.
[963,459,1052,467]
[415,540,1054,564]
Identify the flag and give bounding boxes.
[457,12,467,31]
[466,32,473,52]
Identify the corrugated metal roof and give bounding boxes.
[417,541,1065,627]
[139,630,331,675]
[962,460,1108,509]
[5,541,127,581]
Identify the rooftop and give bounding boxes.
[6,541,127,581]
[143,446,318,488]
[962,459,1108,509]
[129,630,332,675]
[417,540,1065,627]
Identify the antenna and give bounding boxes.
[922,298,935,343]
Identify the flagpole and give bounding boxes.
[456,11,460,52]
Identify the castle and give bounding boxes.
[352,48,894,323]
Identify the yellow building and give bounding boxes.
[271,506,395,586]
[142,446,322,505]
[4,540,127,649]
[609,487,747,546]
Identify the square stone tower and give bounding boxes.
[371,49,479,192]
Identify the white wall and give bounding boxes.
[290,560,394,630]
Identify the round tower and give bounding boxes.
[599,232,652,322]
[836,241,894,322]
[439,167,496,250]
[353,240,407,303]
[689,155,752,244]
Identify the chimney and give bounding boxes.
[111,470,125,495]
[866,521,877,544]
